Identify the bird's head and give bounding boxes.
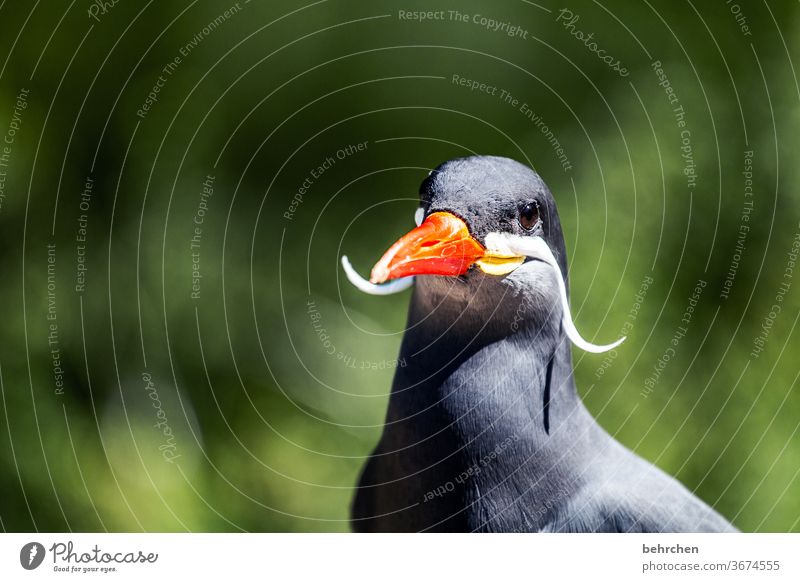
[372,155,566,290]
[342,155,623,353]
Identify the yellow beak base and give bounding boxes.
[475,253,526,276]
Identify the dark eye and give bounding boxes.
[519,202,540,231]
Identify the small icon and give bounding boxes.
[20,542,45,570]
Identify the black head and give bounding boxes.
[366,155,571,337]
[418,156,569,277]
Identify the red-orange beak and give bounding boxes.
[370,212,486,284]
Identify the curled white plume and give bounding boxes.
[340,256,414,295]
[484,233,626,354]
[340,209,422,296]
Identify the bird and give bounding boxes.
[342,155,736,533]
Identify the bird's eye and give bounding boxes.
[519,202,540,231]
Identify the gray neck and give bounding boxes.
[386,278,597,448]
[375,278,610,530]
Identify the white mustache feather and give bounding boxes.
[339,209,421,295]
[340,255,414,295]
[340,212,625,353]
[484,233,625,353]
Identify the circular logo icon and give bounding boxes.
[20,542,45,570]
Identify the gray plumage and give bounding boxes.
[351,156,736,533]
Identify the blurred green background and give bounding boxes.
[0,0,798,532]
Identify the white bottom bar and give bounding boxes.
[1,533,797,581]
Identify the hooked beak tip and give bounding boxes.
[369,270,388,285]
